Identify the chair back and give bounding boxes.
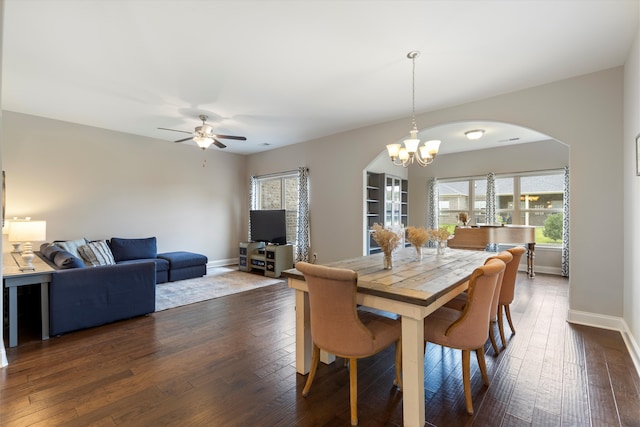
[296,262,376,357]
[500,246,527,305]
[444,258,505,349]
[485,251,513,321]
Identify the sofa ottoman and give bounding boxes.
[158,251,208,282]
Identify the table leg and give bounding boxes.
[295,289,312,374]
[401,315,426,427]
[527,243,536,278]
[41,282,49,340]
[9,286,18,347]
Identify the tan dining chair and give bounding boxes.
[423,258,506,415]
[444,250,513,354]
[295,261,402,426]
[497,246,527,346]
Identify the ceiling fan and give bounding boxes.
[158,115,247,150]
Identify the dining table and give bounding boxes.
[282,246,491,427]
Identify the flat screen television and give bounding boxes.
[250,209,287,245]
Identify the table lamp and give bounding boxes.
[8,220,47,271]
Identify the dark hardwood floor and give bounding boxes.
[2,272,640,426]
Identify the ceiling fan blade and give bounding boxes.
[215,134,246,141]
[174,137,194,143]
[158,127,193,135]
[213,139,227,149]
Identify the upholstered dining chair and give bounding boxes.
[497,246,527,347]
[444,250,513,354]
[295,261,402,426]
[423,258,506,415]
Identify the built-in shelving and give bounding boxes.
[365,172,408,255]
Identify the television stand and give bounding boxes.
[239,242,294,278]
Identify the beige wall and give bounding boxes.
[1,111,247,265]
[624,7,640,365]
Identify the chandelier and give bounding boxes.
[386,51,441,167]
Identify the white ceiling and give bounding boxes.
[2,0,638,155]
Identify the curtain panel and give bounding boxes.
[296,167,310,262]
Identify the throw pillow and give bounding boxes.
[40,243,64,261]
[109,237,157,262]
[53,250,86,269]
[78,240,116,267]
[54,238,87,258]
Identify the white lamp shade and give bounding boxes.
[398,147,409,161]
[8,220,47,243]
[424,139,441,156]
[419,145,432,160]
[386,143,401,158]
[194,136,214,149]
[403,138,420,154]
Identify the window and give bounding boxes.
[437,178,487,233]
[437,171,565,246]
[254,173,299,244]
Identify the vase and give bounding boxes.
[415,246,423,261]
[437,240,447,255]
[383,251,393,269]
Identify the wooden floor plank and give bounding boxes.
[3,273,640,426]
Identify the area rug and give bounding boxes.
[155,267,284,311]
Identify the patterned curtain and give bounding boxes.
[427,177,439,248]
[561,166,570,277]
[486,172,496,224]
[486,172,498,251]
[296,167,311,262]
[249,175,257,241]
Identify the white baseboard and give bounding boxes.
[1,346,7,368]
[567,309,640,378]
[206,259,238,269]
[530,266,562,276]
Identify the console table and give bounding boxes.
[238,242,294,278]
[3,252,54,347]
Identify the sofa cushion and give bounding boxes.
[109,237,157,262]
[78,240,116,267]
[54,238,87,258]
[117,257,169,272]
[53,250,86,269]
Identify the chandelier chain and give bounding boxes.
[411,53,416,130]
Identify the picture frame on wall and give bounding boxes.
[637,134,640,176]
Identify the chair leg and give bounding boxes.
[505,305,516,335]
[462,349,474,415]
[302,344,321,397]
[349,358,358,426]
[488,323,500,354]
[497,305,507,348]
[475,347,489,386]
[394,338,402,390]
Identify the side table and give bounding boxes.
[3,252,54,347]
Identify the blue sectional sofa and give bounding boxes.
[38,236,208,336]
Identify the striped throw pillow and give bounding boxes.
[78,240,116,267]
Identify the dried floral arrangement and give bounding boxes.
[371,223,401,254]
[406,226,430,248]
[457,212,468,225]
[428,227,451,242]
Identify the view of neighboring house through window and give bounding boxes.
[437,171,565,246]
[254,173,299,245]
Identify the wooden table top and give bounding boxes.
[282,247,490,306]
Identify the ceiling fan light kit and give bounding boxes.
[158,115,246,151]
